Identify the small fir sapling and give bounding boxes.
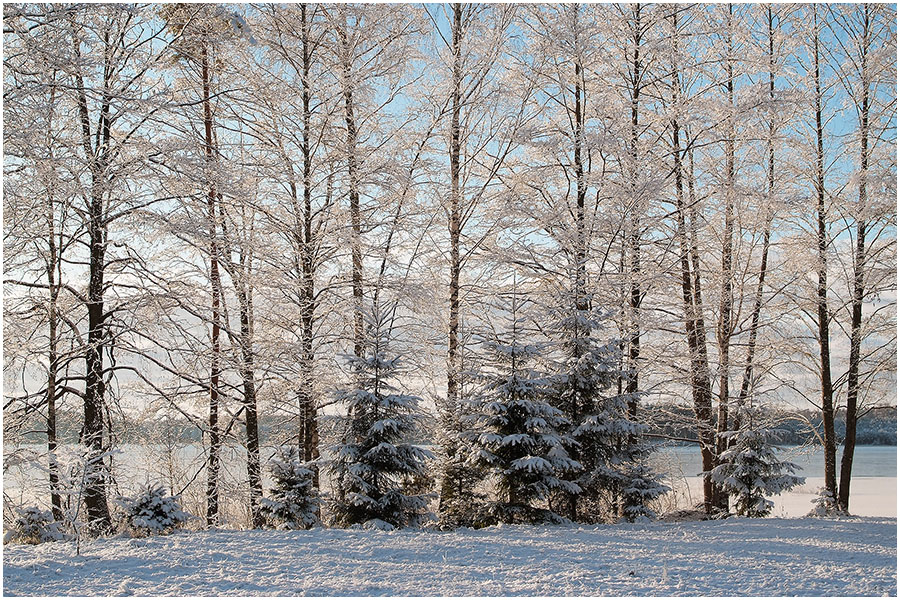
[711,405,805,517]
[551,298,668,522]
[620,458,670,522]
[437,363,491,528]
[260,446,320,529]
[808,487,847,517]
[4,506,67,544]
[328,307,433,530]
[116,485,192,536]
[463,289,581,525]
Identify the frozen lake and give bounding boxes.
[652,445,897,518]
[4,443,896,521]
[652,444,897,478]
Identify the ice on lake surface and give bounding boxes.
[653,445,897,518]
[4,443,897,519]
[653,444,897,478]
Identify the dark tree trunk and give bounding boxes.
[446,3,463,414]
[712,4,737,513]
[715,2,735,454]
[237,281,263,527]
[298,2,320,488]
[439,2,464,517]
[736,6,777,416]
[839,4,871,513]
[686,148,718,511]
[46,80,63,522]
[812,7,838,502]
[670,10,715,513]
[201,42,223,527]
[626,3,642,419]
[339,23,364,359]
[560,4,589,522]
[72,25,112,533]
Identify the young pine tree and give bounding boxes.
[260,447,320,530]
[437,360,487,528]
[711,404,804,517]
[552,300,667,522]
[328,308,433,530]
[464,291,580,525]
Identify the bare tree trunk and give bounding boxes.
[298,2,319,488]
[339,23,364,359]
[71,24,112,533]
[560,3,589,522]
[670,10,715,513]
[45,79,63,522]
[236,274,263,527]
[447,3,463,416]
[736,6,776,416]
[677,132,716,514]
[440,2,464,517]
[686,148,718,509]
[712,4,737,513]
[626,3,642,419]
[812,6,838,502]
[201,42,223,527]
[716,2,735,456]
[839,4,871,513]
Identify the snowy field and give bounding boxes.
[4,517,895,596]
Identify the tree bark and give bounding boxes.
[236,276,263,527]
[45,79,63,522]
[671,10,716,513]
[439,2,464,517]
[626,3,642,419]
[298,2,320,488]
[561,3,589,522]
[201,42,223,527]
[715,2,736,456]
[71,21,112,533]
[839,4,871,513]
[447,3,463,415]
[812,6,838,502]
[339,21,365,359]
[712,4,737,513]
[736,6,776,416]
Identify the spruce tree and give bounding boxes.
[328,308,432,530]
[464,290,580,525]
[552,298,667,522]
[711,404,804,517]
[437,360,486,528]
[260,447,319,530]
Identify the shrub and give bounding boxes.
[260,447,320,530]
[4,506,67,544]
[117,485,192,536]
[807,487,847,517]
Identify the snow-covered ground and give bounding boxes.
[4,517,895,596]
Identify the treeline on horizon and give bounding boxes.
[12,403,896,447]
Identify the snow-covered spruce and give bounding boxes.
[550,301,667,522]
[115,485,192,536]
[710,406,804,517]
[620,459,670,522]
[463,293,580,525]
[260,446,320,529]
[328,309,433,530]
[808,487,848,518]
[4,506,67,545]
